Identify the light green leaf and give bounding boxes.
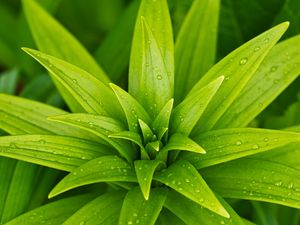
[171,76,224,136]
[110,83,151,132]
[181,128,300,169]
[5,194,94,225]
[216,34,300,128]
[154,160,229,218]
[130,0,174,116]
[49,156,137,198]
[119,187,167,225]
[165,190,246,225]
[49,113,136,162]
[23,48,124,121]
[63,191,126,225]
[138,119,154,144]
[152,98,174,140]
[0,69,18,94]
[174,0,220,102]
[158,133,206,159]
[23,0,108,83]
[190,22,289,134]
[0,135,111,171]
[134,160,165,200]
[202,158,300,209]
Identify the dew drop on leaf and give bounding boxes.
[239,57,248,65]
[236,140,242,146]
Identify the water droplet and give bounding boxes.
[273,79,280,84]
[275,181,282,186]
[252,144,259,150]
[254,46,261,52]
[239,57,248,65]
[136,219,140,224]
[220,220,225,225]
[236,140,242,146]
[185,178,190,183]
[195,189,200,193]
[72,79,77,84]
[264,137,269,142]
[264,38,270,44]
[156,75,162,80]
[288,183,294,189]
[270,66,278,72]
[128,221,133,225]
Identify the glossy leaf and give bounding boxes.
[0,135,110,171]
[119,187,167,225]
[202,158,300,209]
[181,128,300,169]
[134,160,165,200]
[23,48,124,121]
[165,190,246,225]
[130,0,174,116]
[154,160,229,218]
[63,191,126,225]
[5,194,94,225]
[216,34,300,128]
[190,22,289,134]
[171,76,224,135]
[49,156,137,198]
[138,119,154,144]
[174,0,220,102]
[110,83,151,132]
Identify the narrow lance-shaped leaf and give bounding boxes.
[202,158,300,209]
[138,119,154,144]
[190,22,289,135]
[23,48,125,122]
[171,76,224,135]
[181,128,300,169]
[5,194,95,225]
[130,0,174,105]
[49,156,137,198]
[0,135,111,171]
[63,191,126,225]
[154,160,230,218]
[134,160,165,200]
[174,0,220,102]
[165,190,246,225]
[215,34,300,128]
[110,83,151,132]
[48,113,136,163]
[119,187,168,225]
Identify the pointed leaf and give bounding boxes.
[171,76,224,135]
[190,22,289,134]
[138,119,154,144]
[110,83,151,132]
[154,160,229,218]
[202,158,300,209]
[152,98,174,140]
[182,128,300,169]
[49,113,136,162]
[134,160,165,200]
[165,190,246,225]
[216,34,300,128]
[50,156,137,198]
[119,187,167,225]
[0,135,110,171]
[23,48,124,121]
[130,0,174,118]
[174,0,220,102]
[63,191,126,225]
[5,194,94,225]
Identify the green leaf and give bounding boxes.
[190,22,289,134]
[94,0,140,82]
[5,194,94,225]
[130,0,174,116]
[158,133,206,159]
[202,158,300,209]
[119,187,167,225]
[49,156,137,198]
[0,135,111,171]
[154,160,229,218]
[0,69,18,94]
[49,113,136,162]
[181,128,300,169]
[152,98,174,140]
[216,34,300,128]
[156,208,185,225]
[134,160,165,200]
[22,0,108,83]
[23,48,124,121]
[165,190,246,225]
[171,76,224,136]
[110,83,151,132]
[174,0,220,102]
[138,119,154,144]
[63,191,126,225]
